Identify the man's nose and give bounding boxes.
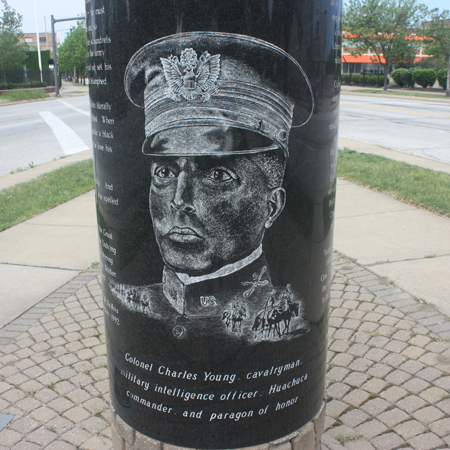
[171,171,195,214]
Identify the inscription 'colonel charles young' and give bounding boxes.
[110,32,314,342]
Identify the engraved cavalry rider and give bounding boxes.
[111,32,313,341]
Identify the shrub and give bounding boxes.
[350,74,361,84]
[0,81,48,91]
[412,69,437,88]
[341,73,360,84]
[340,72,389,86]
[391,68,413,87]
[437,69,447,89]
[365,75,378,85]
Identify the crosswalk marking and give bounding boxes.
[58,99,91,117]
[39,111,90,155]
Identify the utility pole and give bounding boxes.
[50,15,85,96]
[33,0,43,82]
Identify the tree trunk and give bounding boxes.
[446,56,450,98]
[383,64,389,91]
[74,66,77,83]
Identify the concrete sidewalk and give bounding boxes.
[336,139,450,320]
[0,139,449,449]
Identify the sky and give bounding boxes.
[12,0,87,43]
[11,0,450,44]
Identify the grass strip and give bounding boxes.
[350,89,448,99]
[338,149,450,218]
[0,159,94,231]
[0,89,50,104]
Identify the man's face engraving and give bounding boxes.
[149,136,285,276]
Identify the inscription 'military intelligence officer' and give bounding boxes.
[111,32,314,342]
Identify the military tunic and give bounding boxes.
[110,255,307,344]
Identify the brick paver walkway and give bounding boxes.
[323,255,450,450]
[0,270,111,450]
[1,255,449,449]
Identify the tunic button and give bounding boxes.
[172,325,187,339]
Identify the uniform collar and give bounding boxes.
[162,248,270,315]
[175,245,263,286]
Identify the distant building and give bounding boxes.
[341,32,430,74]
[21,32,55,55]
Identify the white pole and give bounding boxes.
[33,0,43,82]
[44,16,48,50]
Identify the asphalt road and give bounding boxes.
[1,93,449,179]
[0,95,92,178]
[340,93,450,163]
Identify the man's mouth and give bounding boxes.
[166,227,204,243]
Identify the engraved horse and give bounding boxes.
[267,301,300,337]
[252,310,267,338]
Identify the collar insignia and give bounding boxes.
[160,48,221,102]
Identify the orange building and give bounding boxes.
[341,33,429,74]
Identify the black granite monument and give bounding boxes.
[86,1,341,448]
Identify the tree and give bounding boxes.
[424,9,450,97]
[392,35,424,69]
[0,0,28,74]
[58,20,87,83]
[343,0,428,90]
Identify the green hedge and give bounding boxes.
[365,75,379,85]
[412,69,437,88]
[341,73,387,86]
[391,68,414,87]
[437,69,447,89]
[0,81,48,91]
[341,74,361,84]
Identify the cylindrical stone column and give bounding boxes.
[86,1,341,449]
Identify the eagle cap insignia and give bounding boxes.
[160,48,221,102]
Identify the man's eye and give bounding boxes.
[205,168,235,183]
[154,166,176,179]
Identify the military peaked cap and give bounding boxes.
[124,32,314,157]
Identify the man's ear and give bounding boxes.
[265,187,286,229]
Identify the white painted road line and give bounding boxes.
[39,111,90,155]
[58,99,91,117]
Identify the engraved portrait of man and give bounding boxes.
[111,32,313,342]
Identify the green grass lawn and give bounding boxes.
[0,89,50,104]
[0,160,95,231]
[338,149,450,218]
